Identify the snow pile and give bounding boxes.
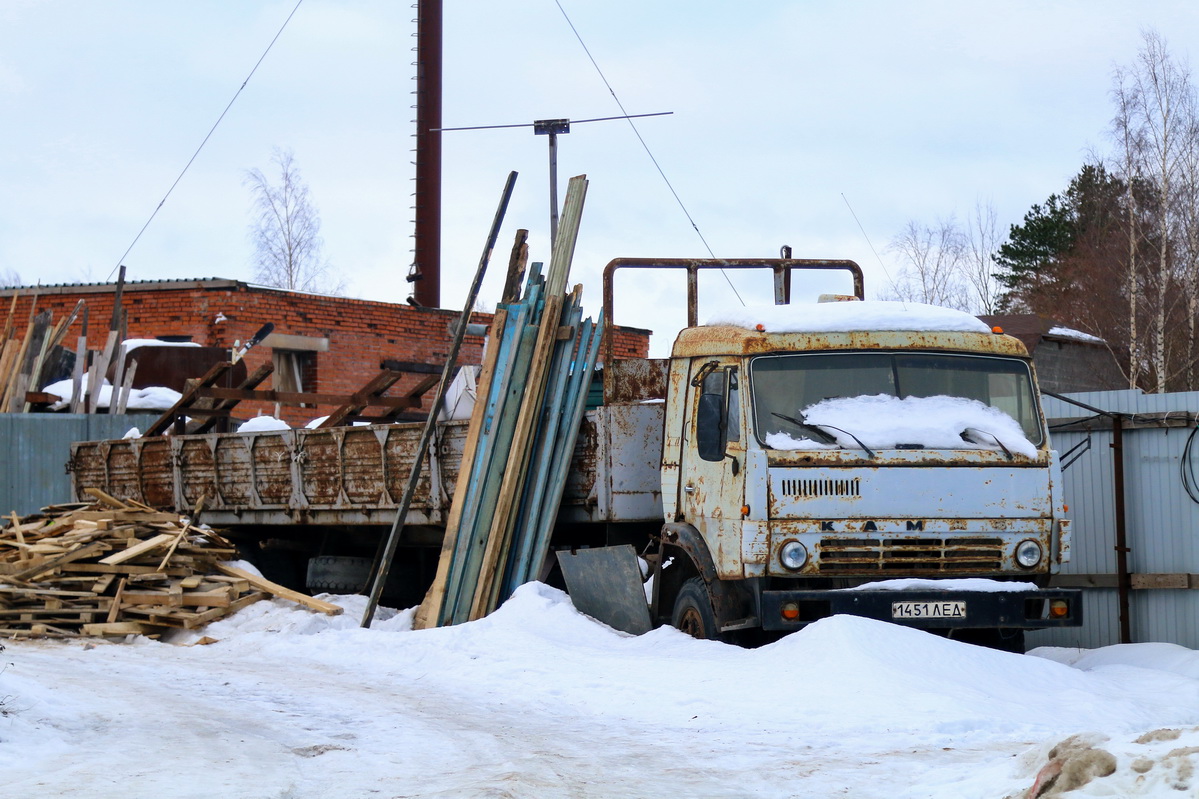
[303,415,370,428]
[40,376,182,411]
[766,394,1037,457]
[119,338,201,353]
[2,583,1198,798]
[237,415,291,433]
[708,300,991,334]
[842,577,1040,592]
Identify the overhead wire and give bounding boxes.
[840,193,894,299]
[552,0,745,307]
[109,0,306,280]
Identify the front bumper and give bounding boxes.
[760,588,1082,631]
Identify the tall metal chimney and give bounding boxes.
[410,0,442,308]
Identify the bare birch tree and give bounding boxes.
[245,148,343,294]
[1123,31,1193,391]
[963,200,1001,314]
[1109,67,1147,388]
[1178,114,1199,389]
[884,218,972,311]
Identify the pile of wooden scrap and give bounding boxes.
[415,175,604,628]
[0,489,340,639]
[0,291,87,413]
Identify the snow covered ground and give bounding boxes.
[2,584,1198,799]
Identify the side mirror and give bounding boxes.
[696,392,727,462]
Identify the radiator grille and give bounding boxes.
[779,477,861,498]
[819,537,1004,572]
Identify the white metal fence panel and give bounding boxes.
[1028,390,1199,650]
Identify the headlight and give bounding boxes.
[1015,539,1043,569]
[780,540,808,571]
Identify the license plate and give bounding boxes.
[891,600,966,619]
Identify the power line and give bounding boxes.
[840,192,894,291]
[109,0,305,280]
[553,0,745,307]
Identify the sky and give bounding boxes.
[4,1,1199,356]
[4,582,1199,797]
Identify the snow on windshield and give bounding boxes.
[765,394,1038,457]
[708,300,992,334]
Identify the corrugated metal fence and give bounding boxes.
[0,413,159,516]
[1027,389,1199,650]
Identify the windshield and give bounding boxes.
[749,351,1043,448]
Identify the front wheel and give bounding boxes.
[671,576,721,640]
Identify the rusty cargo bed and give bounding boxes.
[68,404,666,529]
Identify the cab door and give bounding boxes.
[678,358,746,577]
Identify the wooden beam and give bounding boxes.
[317,370,405,429]
[143,361,233,436]
[215,563,343,615]
[97,533,176,565]
[187,362,274,434]
[194,386,419,408]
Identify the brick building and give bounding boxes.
[1,278,650,425]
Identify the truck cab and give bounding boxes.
[608,260,1082,648]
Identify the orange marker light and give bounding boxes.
[741,505,751,517]
[992,326,1005,334]
[1049,600,1069,618]
[755,323,766,332]
[781,602,800,621]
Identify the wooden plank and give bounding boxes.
[87,329,119,414]
[444,290,540,625]
[413,306,510,631]
[107,577,128,623]
[316,369,405,429]
[97,533,176,565]
[115,356,138,414]
[122,586,234,608]
[471,292,566,620]
[70,511,182,524]
[215,564,342,615]
[143,361,233,436]
[187,362,275,435]
[65,563,189,576]
[83,488,134,509]
[9,540,110,581]
[82,621,164,636]
[123,590,269,629]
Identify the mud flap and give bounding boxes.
[557,545,652,635]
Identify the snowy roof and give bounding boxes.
[1047,325,1105,344]
[707,301,992,334]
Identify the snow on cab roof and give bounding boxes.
[706,300,992,334]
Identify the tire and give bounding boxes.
[306,556,372,593]
[671,576,722,640]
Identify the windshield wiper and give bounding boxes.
[772,412,875,458]
[961,427,1014,460]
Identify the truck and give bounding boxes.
[68,259,1081,650]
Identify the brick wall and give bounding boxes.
[2,279,651,426]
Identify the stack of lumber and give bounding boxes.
[415,175,604,628]
[0,490,340,639]
[0,291,86,413]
